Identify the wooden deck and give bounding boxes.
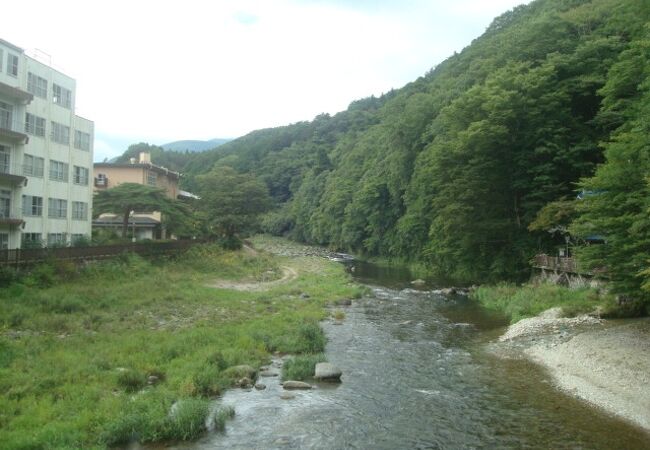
[532,254,583,275]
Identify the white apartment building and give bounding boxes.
[0,38,93,249]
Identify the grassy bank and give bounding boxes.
[0,244,363,449]
[470,282,620,324]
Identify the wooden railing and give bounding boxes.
[532,254,581,274]
[0,239,207,266]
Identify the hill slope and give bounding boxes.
[161,138,231,153]
[177,0,650,298]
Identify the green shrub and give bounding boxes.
[471,282,613,323]
[25,263,57,288]
[282,353,326,381]
[192,364,224,397]
[116,369,148,393]
[211,405,235,431]
[166,398,210,441]
[0,266,18,287]
[298,322,326,353]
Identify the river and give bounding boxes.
[167,260,650,449]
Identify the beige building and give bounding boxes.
[0,38,94,249]
[93,152,181,240]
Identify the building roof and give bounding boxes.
[178,190,200,200]
[0,38,24,53]
[94,162,181,180]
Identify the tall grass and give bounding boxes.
[0,243,364,448]
[471,282,616,323]
[282,353,327,381]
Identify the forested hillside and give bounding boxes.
[122,0,650,302]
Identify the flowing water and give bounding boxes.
[168,260,650,449]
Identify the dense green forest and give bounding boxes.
[117,0,650,305]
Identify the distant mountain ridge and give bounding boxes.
[161,138,231,153]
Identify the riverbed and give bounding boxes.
[164,260,650,449]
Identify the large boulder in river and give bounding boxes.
[411,279,426,286]
[314,362,342,382]
[282,380,312,390]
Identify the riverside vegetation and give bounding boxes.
[0,244,364,448]
[112,0,650,313]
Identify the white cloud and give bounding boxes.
[2,0,529,161]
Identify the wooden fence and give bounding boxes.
[532,254,579,273]
[0,239,207,266]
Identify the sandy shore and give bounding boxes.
[495,310,650,432]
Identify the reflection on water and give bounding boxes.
[168,262,650,450]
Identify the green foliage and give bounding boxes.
[196,166,272,238]
[471,282,615,323]
[211,405,236,431]
[166,398,211,441]
[93,183,193,238]
[116,369,148,393]
[571,27,650,306]
[282,353,326,381]
[0,241,359,447]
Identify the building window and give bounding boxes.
[0,146,10,174]
[47,233,67,247]
[74,130,91,151]
[95,173,107,187]
[49,160,69,182]
[73,166,89,185]
[22,195,43,217]
[51,122,70,145]
[0,190,10,219]
[147,171,157,186]
[25,113,46,137]
[72,201,87,220]
[7,54,18,77]
[0,49,3,72]
[0,233,8,250]
[27,73,48,99]
[22,232,42,248]
[23,154,44,177]
[52,84,72,109]
[0,101,12,130]
[48,198,67,219]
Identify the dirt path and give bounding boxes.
[209,266,298,291]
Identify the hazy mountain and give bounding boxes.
[161,138,231,153]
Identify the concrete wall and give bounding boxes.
[0,39,94,248]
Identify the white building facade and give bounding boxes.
[0,38,93,249]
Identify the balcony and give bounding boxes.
[0,206,23,227]
[0,162,27,186]
[0,110,28,145]
[0,81,33,105]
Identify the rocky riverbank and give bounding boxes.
[491,310,650,433]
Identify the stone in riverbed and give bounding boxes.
[282,380,312,390]
[254,382,266,390]
[280,392,296,400]
[314,362,342,381]
[411,279,426,286]
[236,377,252,388]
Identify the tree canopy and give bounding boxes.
[195,166,271,241]
[93,183,191,238]
[111,0,650,306]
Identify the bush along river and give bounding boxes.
[159,260,650,450]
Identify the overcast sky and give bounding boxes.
[4,0,528,161]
